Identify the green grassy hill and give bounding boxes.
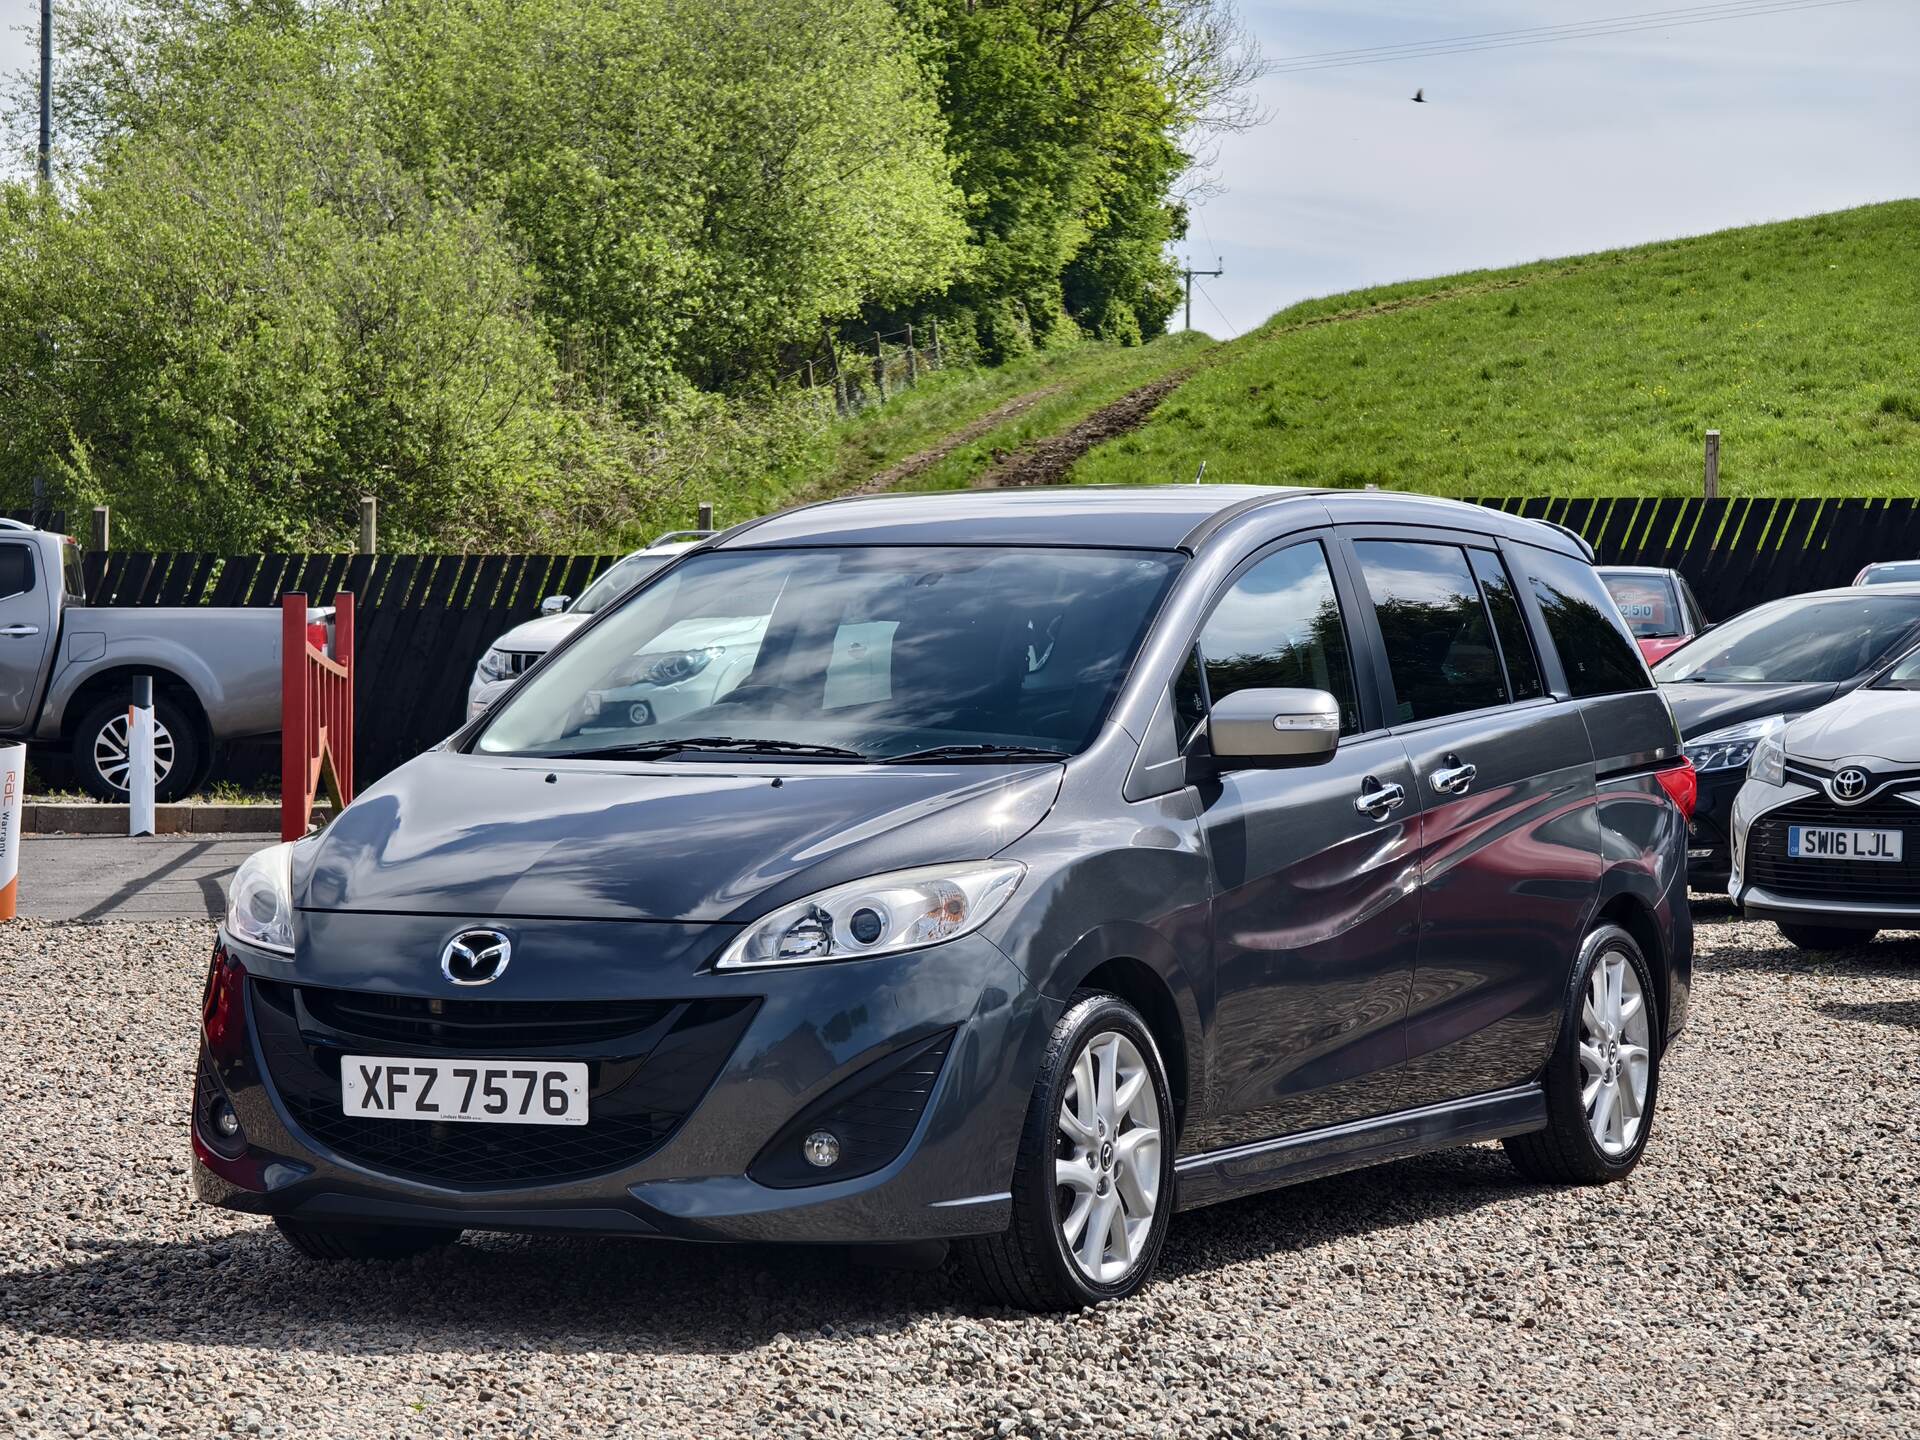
[1072,201,1920,496]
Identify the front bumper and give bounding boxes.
[1728,776,1920,931]
[193,926,1048,1244]
[1684,766,1746,888]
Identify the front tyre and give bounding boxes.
[955,992,1175,1311]
[71,693,207,802]
[1504,924,1660,1185]
[273,1218,461,1262]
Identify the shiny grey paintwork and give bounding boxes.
[196,485,1692,1245]
[0,527,281,742]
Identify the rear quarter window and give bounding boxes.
[1520,546,1653,698]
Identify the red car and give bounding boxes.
[1597,566,1709,664]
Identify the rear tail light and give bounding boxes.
[1656,758,1698,823]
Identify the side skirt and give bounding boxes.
[1172,1084,1546,1212]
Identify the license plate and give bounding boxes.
[340,1056,589,1126]
[1787,825,1904,863]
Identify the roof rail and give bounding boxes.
[648,528,718,548]
[0,518,36,533]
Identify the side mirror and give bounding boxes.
[540,594,572,616]
[1207,688,1341,765]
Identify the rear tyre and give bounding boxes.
[1505,924,1660,1186]
[71,693,207,802]
[954,992,1175,1312]
[1776,922,1878,952]
[273,1218,461,1262]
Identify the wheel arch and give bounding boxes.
[1590,886,1670,1043]
[60,664,211,744]
[1047,925,1204,1135]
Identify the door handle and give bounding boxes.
[1430,762,1477,795]
[1354,780,1406,819]
[0,625,39,638]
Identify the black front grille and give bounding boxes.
[252,981,757,1188]
[1747,792,1920,903]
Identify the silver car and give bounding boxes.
[1729,642,1920,949]
[467,531,711,718]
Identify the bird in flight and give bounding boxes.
[1411,88,1427,103]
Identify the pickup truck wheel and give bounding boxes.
[72,695,207,803]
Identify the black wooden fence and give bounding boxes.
[76,551,616,781]
[69,495,1920,783]
[1468,495,1920,620]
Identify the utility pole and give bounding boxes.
[1180,258,1224,333]
[38,0,52,185]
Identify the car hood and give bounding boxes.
[295,749,1064,922]
[1661,681,1841,739]
[489,612,585,655]
[1784,688,1920,765]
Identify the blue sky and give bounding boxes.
[1183,1,1920,333]
[6,2,1916,337]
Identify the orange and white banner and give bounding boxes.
[0,743,22,920]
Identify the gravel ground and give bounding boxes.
[1,908,1917,1439]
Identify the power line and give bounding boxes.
[1262,0,1869,75]
[1194,280,1238,340]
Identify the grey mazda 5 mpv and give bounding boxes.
[196,486,1694,1310]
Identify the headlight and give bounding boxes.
[225,842,296,953]
[715,862,1024,971]
[1683,715,1787,773]
[642,647,716,687]
[475,646,515,683]
[1747,721,1787,788]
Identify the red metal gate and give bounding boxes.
[281,592,354,841]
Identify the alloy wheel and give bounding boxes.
[94,712,176,793]
[1054,1030,1162,1284]
[1579,948,1651,1157]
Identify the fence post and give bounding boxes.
[90,505,110,553]
[874,333,888,401]
[280,596,307,841]
[1703,430,1720,500]
[930,317,942,370]
[905,324,919,385]
[359,496,378,554]
[697,501,714,531]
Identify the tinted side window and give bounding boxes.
[1197,541,1361,735]
[1355,540,1507,722]
[0,545,33,602]
[1521,545,1653,697]
[1469,549,1544,701]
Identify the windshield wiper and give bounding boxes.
[880,743,1070,764]
[550,736,868,761]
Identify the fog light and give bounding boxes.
[213,1098,241,1138]
[802,1130,840,1168]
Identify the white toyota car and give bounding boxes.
[467,530,712,718]
[1729,641,1920,950]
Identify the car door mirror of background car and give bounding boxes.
[540,594,572,616]
[1206,688,1342,765]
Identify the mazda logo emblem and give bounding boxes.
[1831,767,1871,802]
[441,929,512,986]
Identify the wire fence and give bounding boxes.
[778,322,950,420]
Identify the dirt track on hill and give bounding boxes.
[971,372,1194,488]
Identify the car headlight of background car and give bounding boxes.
[474,646,518,683]
[1746,721,1788,788]
[1683,715,1788,774]
[226,842,297,953]
[716,862,1024,970]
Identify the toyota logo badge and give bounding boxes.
[1831,767,1871,802]
[441,929,512,986]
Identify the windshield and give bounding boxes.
[1860,562,1920,586]
[1872,644,1920,690]
[476,546,1183,760]
[1599,572,1682,637]
[571,552,673,615]
[1653,594,1920,685]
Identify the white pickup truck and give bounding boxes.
[0,521,284,800]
